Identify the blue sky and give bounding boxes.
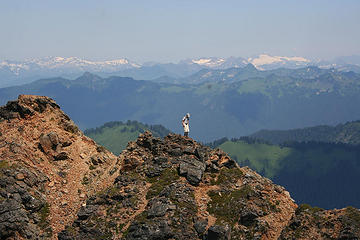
[1,0,359,62]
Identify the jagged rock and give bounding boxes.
[145,165,163,177]
[194,218,208,235]
[185,166,204,186]
[194,147,208,161]
[168,147,183,156]
[0,100,32,120]
[0,95,60,121]
[207,224,231,240]
[77,205,98,220]
[147,199,169,218]
[54,152,69,161]
[179,156,206,186]
[39,134,53,153]
[279,205,360,239]
[39,132,61,155]
[0,165,47,240]
[126,220,174,240]
[48,132,59,146]
[9,142,22,153]
[123,156,143,171]
[239,208,261,226]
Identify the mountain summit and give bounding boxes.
[1,95,360,239]
[0,95,119,238]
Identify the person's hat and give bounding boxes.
[186,113,190,118]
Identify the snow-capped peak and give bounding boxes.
[0,56,141,74]
[248,54,310,69]
[192,58,225,67]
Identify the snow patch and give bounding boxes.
[248,54,310,68]
[192,58,225,67]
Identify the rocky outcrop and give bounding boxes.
[279,204,360,239]
[58,131,298,239]
[0,95,119,239]
[0,164,49,239]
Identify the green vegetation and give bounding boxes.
[219,140,291,178]
[296,204,324,215]
[87,216,113,240]
[85,120,171,155]
[217,139,360,178]
[0,160,10,169]
[38,202,51,231]
[214,167,243,186]
[208,185,255,225]
[146,169,179,199]
[237,78,268,95]
[82,176,90,185]
[345,206,360,226]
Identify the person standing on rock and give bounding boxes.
[182,113,190,137]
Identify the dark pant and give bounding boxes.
[184,132,189,137]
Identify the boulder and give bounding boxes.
[77,205,98,220]
[239,209,260,227]
[179,157,206,186]
[126,220,173,240]
[207,225,231,240]
[54,152,69,161]
[39,132,61,154]
[147,200,168,218]
[194,218,208,235]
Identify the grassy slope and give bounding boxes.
[218,140,358,178]
[86,125,141,155]
[85,121,171,155]
[219,141,292,178]
[217,140,360,208]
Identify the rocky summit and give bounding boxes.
[0,95,119,239]
[1,95,360,240]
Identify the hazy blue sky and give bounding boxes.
[1,0,359,62]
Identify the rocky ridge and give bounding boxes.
[0,95,119,239]
[1,95,360,240]
[58,132,298,239]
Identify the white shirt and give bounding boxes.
[182,116,189,132]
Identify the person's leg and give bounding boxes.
[184,132,188,137]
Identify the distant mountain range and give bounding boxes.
[1,65,360,142]
[1,54,360,87]
[0,56,139,87]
